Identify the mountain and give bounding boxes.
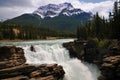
[4,2,92,32]
[33,3,81,18]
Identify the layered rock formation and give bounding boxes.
[99,56,120,80]
[0,46,26,69]
[0,46,65,80]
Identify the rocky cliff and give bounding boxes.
[0,46,65,80]
[63,40,120,80]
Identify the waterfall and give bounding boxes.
[1,39,100,80]
[22,39,100,80]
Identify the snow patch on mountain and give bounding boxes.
[33,2,89,18]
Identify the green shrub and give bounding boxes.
[88,37,99,48]
[98,39,111,48]
[88,38,111,48]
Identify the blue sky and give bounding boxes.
[0,0,115,20]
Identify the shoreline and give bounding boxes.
[0,37,63,42]
[0,37,73,42]
[0,39,30,42]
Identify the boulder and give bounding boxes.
[30,45,36,52]
[30,64,65,80]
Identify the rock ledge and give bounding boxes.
[0,46,65,80]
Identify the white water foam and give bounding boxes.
[1,39,100,80]
[21,39,100,80]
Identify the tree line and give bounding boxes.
[0,24,75,40]
[77,0,120,40]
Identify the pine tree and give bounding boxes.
[112,0,120,39]
[93,12,102,38]
[10,28,15,40]
[0,32,3,40]
[76,27,80,40]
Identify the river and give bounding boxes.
[0,39,100,80]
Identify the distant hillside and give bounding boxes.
[0,23,75,40]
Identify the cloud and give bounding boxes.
[0,0,35,20]
[0,7,35,20]
[72,0,114,18]
[32,0,114,18]
[0,0,115,20]
[0,0,33,7]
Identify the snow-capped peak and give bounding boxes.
[33,2,85,18]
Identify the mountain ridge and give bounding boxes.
[4,2,92,32]
[33,2,90,18]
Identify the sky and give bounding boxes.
[0,0,115,21]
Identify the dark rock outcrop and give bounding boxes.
[63,40,120,80]
[0,46,65,80]
[63,40,86,60]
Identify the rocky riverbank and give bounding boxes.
[63,40,120,80]
[0,46,65,80]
